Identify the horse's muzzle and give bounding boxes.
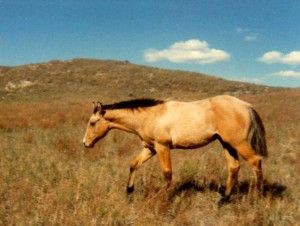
[83,142,94,148]
[83,138,94,148]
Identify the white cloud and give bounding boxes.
[235,27,249,34]
[144,39,230,65]
[259,51,300,65]
[245,33,259,42]
[236,27,259,42]
[270,70,300,78]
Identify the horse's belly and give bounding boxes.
[172,140,212,149]
[170,129,216,149]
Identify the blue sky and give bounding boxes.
[1,0,300,87]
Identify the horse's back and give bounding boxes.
[165,95,250,119]
[210,95,251,109]
[164,98,214,125]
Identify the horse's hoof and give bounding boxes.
[127,186,134,194]
[217,196,230,206]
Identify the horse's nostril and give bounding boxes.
[83,142,94,148]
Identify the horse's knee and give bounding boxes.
[226,157,240,184]
[229,163,240,175]
[130,158,139,171]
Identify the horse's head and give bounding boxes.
[83,102,109,148]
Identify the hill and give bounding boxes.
[0,58,285,102]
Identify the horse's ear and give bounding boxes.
[92,102,96,113]
[93,101,103,114]
[97,102,102,113]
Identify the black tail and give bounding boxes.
[248,108,267,157]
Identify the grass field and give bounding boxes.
[0,60,299,225]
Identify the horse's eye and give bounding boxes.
[90,122,96,127]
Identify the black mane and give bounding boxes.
[103,98,164,111]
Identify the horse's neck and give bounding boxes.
[104,109,143,134]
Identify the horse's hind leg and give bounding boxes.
[127,147,155,193]
[219,144,240,205]
[234,142,264,195]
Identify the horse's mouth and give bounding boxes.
[83,142,94,148]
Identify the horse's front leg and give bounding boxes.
[127,147,155,193]
[155,143,172,188]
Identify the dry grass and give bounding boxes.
[1,92,299,225]
[0,60,299,225]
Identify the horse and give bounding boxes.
[83,95,267,204]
